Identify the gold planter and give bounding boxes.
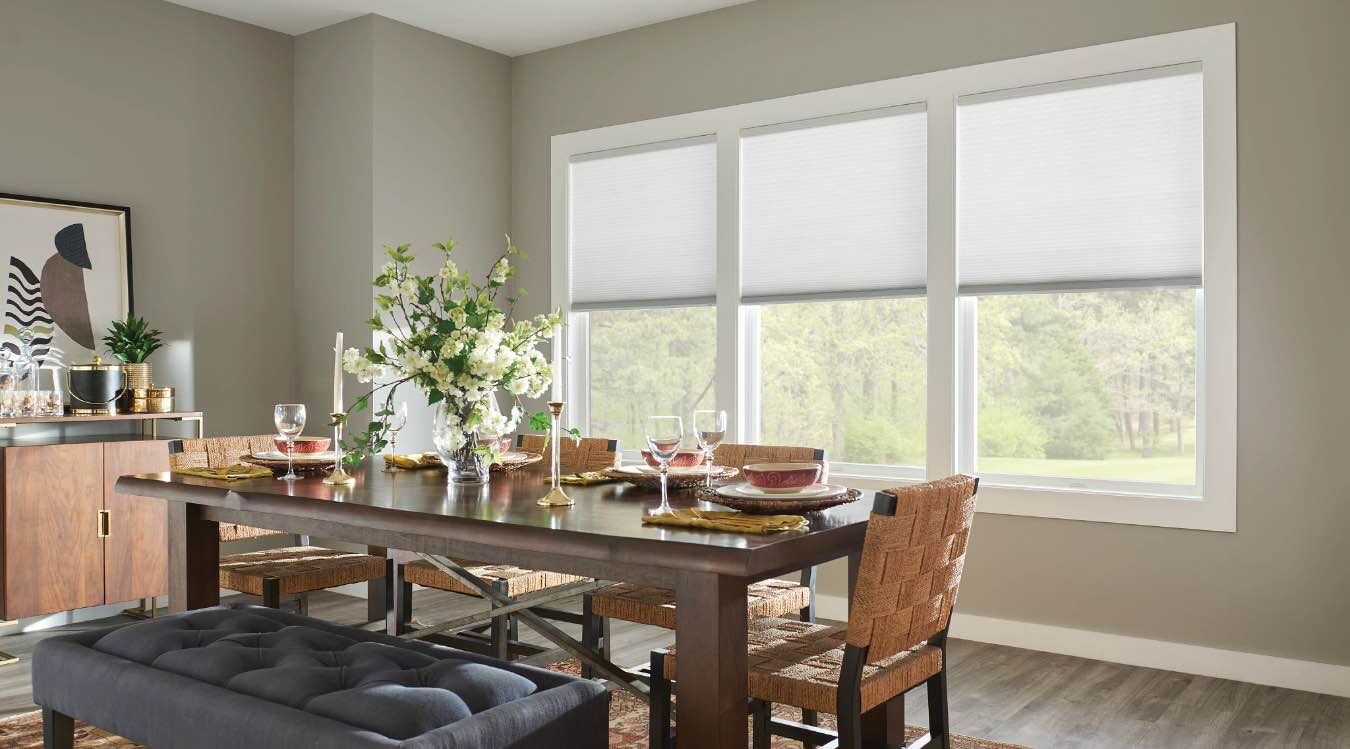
[122,362,152,391]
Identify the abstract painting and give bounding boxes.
[0,194,132,366]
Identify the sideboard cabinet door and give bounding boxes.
[1,443,105,620]
[103,440,169,603]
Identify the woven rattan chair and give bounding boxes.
[649,474,980,749]
[394,435,623,659]
[168,437,391,618]
[514,433,622,472]
[579,443,827,680]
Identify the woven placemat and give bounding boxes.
[696,485,863,514]
[602,465,738,490]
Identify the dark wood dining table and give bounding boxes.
[115,460,873,749]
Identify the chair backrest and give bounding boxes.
[846,474,979,664]
[712,443,829,482]
[167,435,288,542]
[515,434,621,472]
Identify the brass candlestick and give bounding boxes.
[536,401,573,506]
[324,411,357,485]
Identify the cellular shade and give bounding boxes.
[740,105,928,303]
[568,136,717,310]
[958,63,1203,294]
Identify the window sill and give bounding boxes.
[829,469,1232,532]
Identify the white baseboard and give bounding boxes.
[815,594,1350,698]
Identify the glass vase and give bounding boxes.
[432,403,489,485]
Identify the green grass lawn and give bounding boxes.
[980,428,1198,485]
[977,454,1196,484]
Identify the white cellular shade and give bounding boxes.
[740,106,928,303]
[958,64,1203,293]
[568,137,716,310]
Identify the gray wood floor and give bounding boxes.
[1,589,1345,748]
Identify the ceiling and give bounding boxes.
[166,0,756,56]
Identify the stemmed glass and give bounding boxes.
[383,401,409,472]
[273,404,306,481]
[693,409,727,488]
[645,415,684,516]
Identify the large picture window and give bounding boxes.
[553,25,1235,530]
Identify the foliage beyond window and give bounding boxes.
[588,307,716,451]
[759,298,926,466]
[976,289,1197,484]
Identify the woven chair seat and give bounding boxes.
[590,580,809,629]
[403,559,587,597]
[219,546,387,597]
[661,617,942,714]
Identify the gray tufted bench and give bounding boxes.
[32,605,609,749]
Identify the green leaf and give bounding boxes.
[528,411,551,431]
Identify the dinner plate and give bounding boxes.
[496,452,534,463]
[250,450,338,462]
[616,464,707,476]
[715,482,844,500]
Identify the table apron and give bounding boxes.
[198,505,687,588]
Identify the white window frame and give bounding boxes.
[550,24,1236,531]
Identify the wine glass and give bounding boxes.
[693,409,727,488]
[384,401,409,473]
[273,404,306,481]
[645,415,684,516]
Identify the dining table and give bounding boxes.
[115,459,874,749]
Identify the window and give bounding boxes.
[972,289,1197,488]
[957,65,1205,496]
[552,24,1235,529]
[752,298,926,469]
[584,306,716,452]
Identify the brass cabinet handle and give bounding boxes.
[97,510,111,538]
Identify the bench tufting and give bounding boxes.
[33,605,608,749]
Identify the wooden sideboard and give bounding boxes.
[0,413,202,621]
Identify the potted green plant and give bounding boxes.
[102,314,164,390]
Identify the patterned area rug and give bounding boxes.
[0,661,1028,749]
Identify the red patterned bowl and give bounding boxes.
[742,463,822,493]
[641,448,706,468]
[274,436,331,454]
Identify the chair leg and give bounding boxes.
[42,707,73,749]
[296,592,309,617]
[648,651,673,749]
[580,594,598,679]
[600,614,612,663]
[751,698,772,749]
[927,668,951,749]
[799,565,817,623]
[394,563,414,635]
[261,578,281,609]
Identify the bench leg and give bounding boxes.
[43,707,73,749]
[490,581,511,661]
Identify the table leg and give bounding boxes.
[366,545,388,622]
[167,502,219,613]
[847,549,862,601]
[675,571,749,748]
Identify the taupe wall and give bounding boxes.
[293,15,511,448]
[294,17,376,423]
[0,0,294,436]
[371,16,512,451]
[510,0,1350,665]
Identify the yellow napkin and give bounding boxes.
[383,453,442,470]
[174,464,273,481]
[642,509,808,534]
[559,471,619,486]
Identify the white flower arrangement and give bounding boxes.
[337,237,563,464]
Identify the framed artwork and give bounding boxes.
[0,193,133,366]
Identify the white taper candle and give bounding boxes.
[333,331,343,414]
